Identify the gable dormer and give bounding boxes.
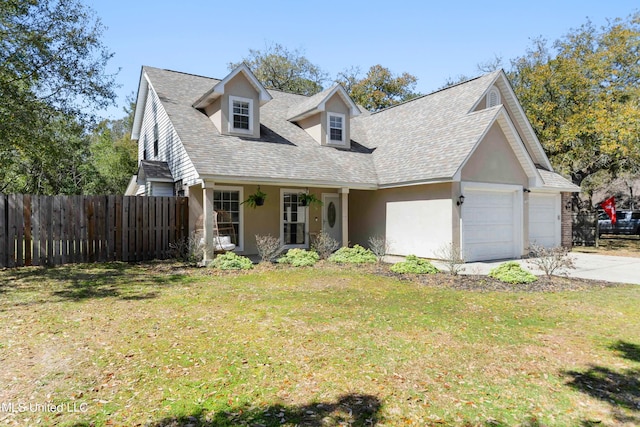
[287,84,360,149]
[193,64,272,138]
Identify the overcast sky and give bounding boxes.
[85,0,638,119]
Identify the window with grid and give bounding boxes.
[282,192,306,246]
[229,96,252,133]
[328,113,344,143]
[213,190,240,245]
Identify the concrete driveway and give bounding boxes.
[451,253,640,285]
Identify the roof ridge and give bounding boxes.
[371,70,501,115]
[143,65,221,82]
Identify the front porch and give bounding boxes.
[187,182,350,259]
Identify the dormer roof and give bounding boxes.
[287,84,361,122]
[192,63,272,109]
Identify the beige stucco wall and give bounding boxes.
[461,122,529,185]
[191,183,336,255]
[204,98,222,132]
[462,122,530,253]
[298,114,322,144]
[187,183,204,235]
[349,183,454,255]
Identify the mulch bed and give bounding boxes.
[145,259,624,293]
[410,273,622,292]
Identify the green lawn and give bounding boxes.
[0,262,638,426]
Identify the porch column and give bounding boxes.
[340,187,349,247]
[202,181,215,262]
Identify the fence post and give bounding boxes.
[23,195,32,266]
[0,195,6,268]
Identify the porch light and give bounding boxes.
[457,195,465,206]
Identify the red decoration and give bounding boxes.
[600,197,616,225]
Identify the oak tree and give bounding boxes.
[0,0,117,194]
[509,14,640,193]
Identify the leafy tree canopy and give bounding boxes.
[229,43,329,96]
[0,0,117,194]
[336,65,420,111]
[508,13,640,191]
[85,100,138,195]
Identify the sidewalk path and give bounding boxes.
[387,253,640,285]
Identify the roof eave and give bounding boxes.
[196,173,378,190]
[131,69,149,141]
[193,63,272,110]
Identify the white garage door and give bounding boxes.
[529,193,561,248]
[462,185,521,262]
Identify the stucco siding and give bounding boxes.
[461,122,528,186]
[298,114,322,145]
[349,183,454,257]
[190,184,335,255]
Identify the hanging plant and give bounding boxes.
[242,186,267,208]
[299,192,323,207]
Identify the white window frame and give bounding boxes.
[487,87,501,108]
[280,188,310,249]
[326,112,346,145]
[212,185,244,252]
[228,95,253,135]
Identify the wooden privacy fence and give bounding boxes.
[0,194,188,267]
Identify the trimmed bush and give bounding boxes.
[277,249,319,267]
[328,245,377,264]
[169,232,206,266]
[488,262,537,284]
[390,255,439,274]
[368,235,389,262]
[211,252,253,270]
[311,231,340,260]
[255,234,282,263]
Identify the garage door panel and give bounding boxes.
[462,186,521,262]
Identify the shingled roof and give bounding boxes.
[143,67,378,188]
[139,66,575,190]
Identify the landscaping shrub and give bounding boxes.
[169,232,205,266]
[277,249,319,267]
[434,243,465,275]
[527,243,576,278]
[488,262,537,284]
[255,234,282,262]
[311,231,340,259]
[211,252,253,270]
[368,235,390,262]
[328,244,377,264]
[390,255,439,274]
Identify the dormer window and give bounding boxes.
[487,87,501,108]
[328,112,345,144]
[229,95,253,134]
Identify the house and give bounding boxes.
[128,64,579,262]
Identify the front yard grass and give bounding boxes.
[0,262,639,426]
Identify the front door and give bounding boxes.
[322,194,341,244]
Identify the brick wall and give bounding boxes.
[561,192,573,247]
